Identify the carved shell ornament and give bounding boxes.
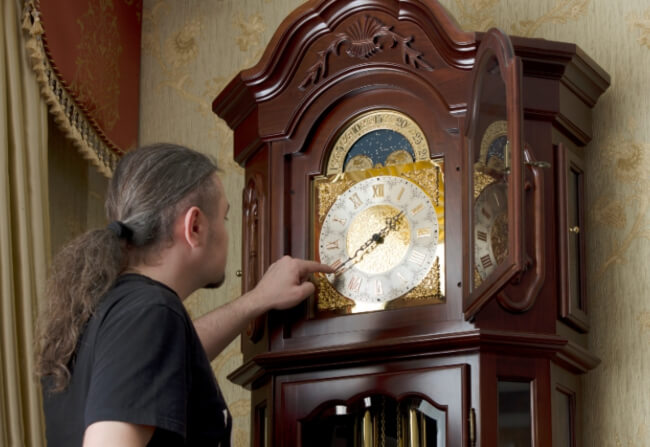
[299,15,434,90]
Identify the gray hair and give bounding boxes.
[106,143,219,247]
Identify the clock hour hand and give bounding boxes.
[333,211,405,276]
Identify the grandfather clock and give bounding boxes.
[213,1,609,445]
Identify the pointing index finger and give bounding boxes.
[298,259,335,275]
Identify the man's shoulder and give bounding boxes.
[100,274,187,320]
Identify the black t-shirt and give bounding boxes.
[42,274,232,446]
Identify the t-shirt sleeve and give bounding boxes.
[84,297,190,438]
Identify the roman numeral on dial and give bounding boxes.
[480,254,493,269]
[408,250,426,266]
[326,240,340,250]
[349,193,362,209]
[347,276,362,292]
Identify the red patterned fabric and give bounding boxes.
[38,0,142,153]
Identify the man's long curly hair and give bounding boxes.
[35,143,218,392]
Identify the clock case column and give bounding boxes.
[212,1,609,445]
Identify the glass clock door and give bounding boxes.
[463,28,525,319]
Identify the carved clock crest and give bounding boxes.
[300,15,434,90]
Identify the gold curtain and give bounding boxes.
[0,0,49,445]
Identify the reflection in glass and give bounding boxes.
[469,55,510,291]
[399,399,446,447]
[301,395,446,446]
[498,381,532,447]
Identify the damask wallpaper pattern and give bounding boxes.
[138,0,649,445]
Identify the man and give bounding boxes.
[36,143,332,446]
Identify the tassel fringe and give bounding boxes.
[22,0,121,178]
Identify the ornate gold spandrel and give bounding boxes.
[315,274,355,312]
[400,161,443,207]
[315,175,356,224]
[400,257,443,302]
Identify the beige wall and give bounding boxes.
[138,0,650,445]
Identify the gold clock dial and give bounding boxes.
[319,175,439,305]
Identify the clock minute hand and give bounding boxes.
[333,211,405,275]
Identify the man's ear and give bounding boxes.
[181,206,205,248]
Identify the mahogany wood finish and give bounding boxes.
[278,359,471,446]
[243,173,267,342]
[496,146,546,313]
[212,1,609,445]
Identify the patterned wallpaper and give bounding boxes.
[138,0,649,445]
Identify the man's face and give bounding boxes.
[204,175,229,289]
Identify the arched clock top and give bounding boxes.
[238,0,476,98]
[213,0,477,140]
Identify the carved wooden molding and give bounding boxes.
[299,15,434,90]
[228,329,567,388]
[243,175,265,342]
[554,341,600,374]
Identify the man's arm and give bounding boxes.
[83,421,154,447]
[194,256,333,360]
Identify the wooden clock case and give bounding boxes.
[213,0,610,445]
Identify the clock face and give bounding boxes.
[318,176,439,304]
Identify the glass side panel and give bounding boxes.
[301,395,446,447]
[498,381,532,447]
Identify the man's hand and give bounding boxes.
[249,256,334,312]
